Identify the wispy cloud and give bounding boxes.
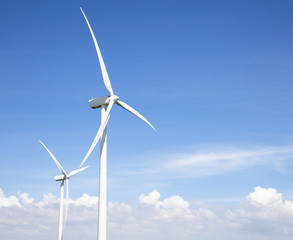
[117,145,293,178]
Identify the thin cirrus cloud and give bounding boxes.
[1,186,293,240]
[118,145,293,178]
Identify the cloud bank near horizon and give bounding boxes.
[1,186,293,240]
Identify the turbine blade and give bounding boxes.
[80,7,114,96]
[39,140,68,176]
[80,100,114,167]
[64,179,69,226]
[116,100,156,131]
[67,166,89,178]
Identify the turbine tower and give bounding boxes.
[79,8,155,240]
[40,141,88,240]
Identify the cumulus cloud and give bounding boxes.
[139,190,192,220]
[0,188,21,207]
[247,186,283,207]
[232,186,293,221]
[69,193,98,207]
[139,189,161,205]
[18,192,34,205]
[36,193,59,207]
[1,187,293,240]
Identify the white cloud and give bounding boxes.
[139,190,192,220]
[247,186,283,207]
[139,189,161,205]
[18,192,34,205]
[36,193,59,207]
[1,187,293,240]
[232,186,293,221]
[69,193,98,207]
[165,146,293,177]
[122,145,293,178]
[0,188,21,207]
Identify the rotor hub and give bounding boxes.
[108,95,119,102]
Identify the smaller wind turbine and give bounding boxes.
[40,140,88,240]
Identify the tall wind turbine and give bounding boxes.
[79,7,155,240]
[40,140,88,240]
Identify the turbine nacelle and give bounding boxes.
[89,95,119,109]
[54,174,66,181]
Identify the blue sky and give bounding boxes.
[1,1,293,239]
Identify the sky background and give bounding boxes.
[1,0,293,239]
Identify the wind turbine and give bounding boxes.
[79,7,155,240]
[40,140,88,240]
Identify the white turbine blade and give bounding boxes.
[80,100,114,167]
[80,7,114,96]
[67,166,89,178]
[116,100,156,131]
[39,140,68,176]
[64,179,69,226]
